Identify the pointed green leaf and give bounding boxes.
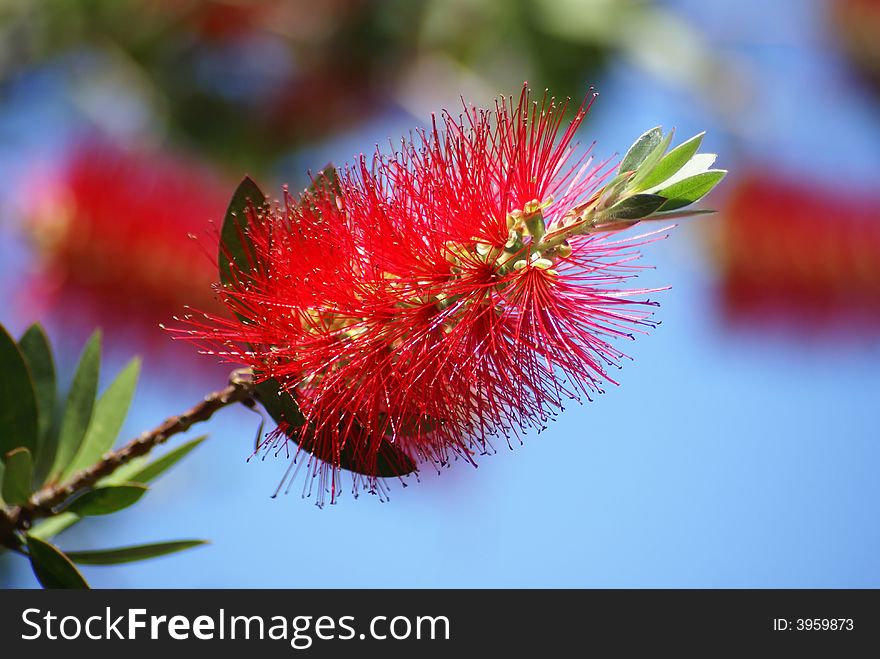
[49,332,101,481]
[657,170,727,211]
[219,176,268,288]
[63,357,140,479]
[26,534,89,589]
[307,164,341,199]
[66,540,208,565]
[253,379,306,431]
[646,153,716,193]
[618,126,663,174]
[37,436,208,541]
[629,129,675,189]
[18,324,57,456]
[0,325,39,457]
[27,513,80,541]
[635,132,705,191]
[2,447,34,505]
[107,435,207,485]
[605,194,667,221]
[63,483,147,516]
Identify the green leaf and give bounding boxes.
[219,176,267,289]
[2,447,34,505]
[629,129,675,190]
[63,483,147,516]
[605,194,667,221]
[63,357,140,480]
[253,379,306,432]
[343,429,418,478]
[27,513,80,541]
[49,331,101,482]
[17,324,57,455]
[31,436,207,542]
[26,534,89,589]
[635,132,705,191]
[618,126,663,174]
[107,435,207,485]
[66,540,208,565]
[0,325,39,457]
[646,153,716,192]
[657,170,727,211]
[595,172,632,210]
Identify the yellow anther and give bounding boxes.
[532,258,554,270]
[505,229,521,249]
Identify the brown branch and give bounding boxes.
[1,370,255,540]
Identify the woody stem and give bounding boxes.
[0,370,256,545]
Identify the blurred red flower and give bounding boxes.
[178,88,668,502]
[23,143,230,348]
[717,173,880,329]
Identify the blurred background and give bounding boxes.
[1,0,879,587]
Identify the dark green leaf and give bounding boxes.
[63,357,140,479]
[253,381,416,478]
[307,165,341,199]
[0,325,39,457]
[346,431,418,478]
[66,540,208,565]
[253,379,306,431]
[49,332,101,481]
[606,194,667,221]
[64,483,147,516]
[218,177,417,478]
[26,534,89,589]
[636,132,705,191]
[108,435,207,485]
[40,436,208,541]
[17,324,56,453]
[657,170,727,211]
[618,126,663,174]
[2,447,33,505]
[219,176,267,288]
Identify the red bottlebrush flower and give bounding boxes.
[175,87,721,504]
[22,143,230,337]
[717,173,880,331]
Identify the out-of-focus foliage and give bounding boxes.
[830,0,880,90]
[0,0,724,174]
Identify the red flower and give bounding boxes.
[177,87,676,503]
[23,143,229,331]
[717,173,880,330]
